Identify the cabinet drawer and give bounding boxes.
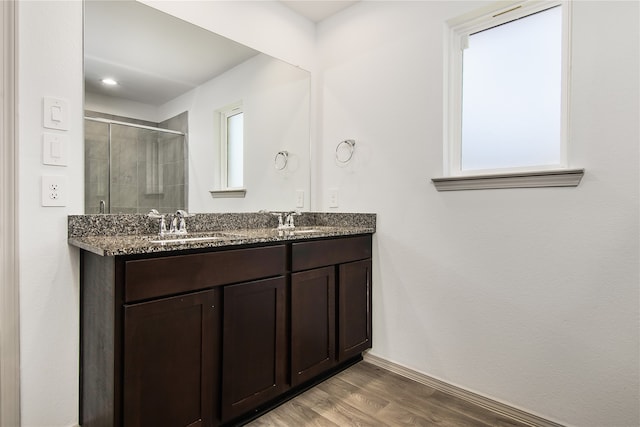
[125,245,286,302]
[291,235,372,272]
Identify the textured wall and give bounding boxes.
[18,2,312,425]
[18,2,83,425]
[316,2,639,426]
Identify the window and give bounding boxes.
[436,1,583,190]
[462,5,562,171]
[220,103,244,190]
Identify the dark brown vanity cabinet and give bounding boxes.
[80,235,372,427]
[123,289,219,427]
[290,235,372,386]
[80,245,286,427]
[290,266,336,386]
[221,277,287,422]
[337,258,373,360]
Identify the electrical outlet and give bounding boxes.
[42,175,67,207]
[329,189,339,208]
[295,190,305,208]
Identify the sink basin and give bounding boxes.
[149,235,225,245]
[148,231,251,245]
[218,232,250,238]
[290,229,321,234]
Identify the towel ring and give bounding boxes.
[274,150,289,170]
[336,139,356,163]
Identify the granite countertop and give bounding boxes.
[68,212,376,257]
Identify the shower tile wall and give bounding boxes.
[159,111,188,214]
[110,124,140,214]
[84,111,188,214]
[84,120,109,214]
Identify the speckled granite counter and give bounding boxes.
[68,212,376,256]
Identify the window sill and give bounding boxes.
[431,169,584,191]
[209,189,247,198]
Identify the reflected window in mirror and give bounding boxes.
[219,103,244,189]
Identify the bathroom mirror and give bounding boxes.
[83,0,311,214]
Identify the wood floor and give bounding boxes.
[246,362,530,427]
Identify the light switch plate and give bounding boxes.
[43,97,69,130]
[41,175,67,207]
[43,133,68,166]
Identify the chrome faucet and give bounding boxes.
[169,216,179,234]
[147,209,168,236]
[174,209,193,234]
[270,211,300,229]
[284,211,300,228]
[271,212,285,229]
[148,209,193,236]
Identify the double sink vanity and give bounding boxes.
[69,211,375,427]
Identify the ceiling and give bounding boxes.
[84,1,359,107]
[84,1,259,106]
[280,1,359,23]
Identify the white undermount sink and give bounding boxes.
[147,231,249,245]
[149,235,225,245]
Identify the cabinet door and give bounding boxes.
[221,277,287,423]
[123,289,219,427]
[291,266,336,386]
[338,259,372,361]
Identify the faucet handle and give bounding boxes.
[178,217,187,234]
[147,209,162,218]
[148,209,169,236]
[270,212,285,229]
[169,215,179,234]
[159,216,168,236]
[173,210,192,234]
[175,209,194,218]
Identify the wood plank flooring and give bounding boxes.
[246,362,530,427]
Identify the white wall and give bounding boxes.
[317,1,639,426]
[18,1,84,426]
[139,0,316,72]
[158,53,311,213]
[18,1,639,426]
[84,92,160,123]
[16,1,312,426]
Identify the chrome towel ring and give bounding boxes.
[274,150,289,170]
[336,139,356,163]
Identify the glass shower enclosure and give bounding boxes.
[84,117,187,214]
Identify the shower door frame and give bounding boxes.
[84,116,188,214]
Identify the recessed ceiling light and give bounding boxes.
[101,78,118,86]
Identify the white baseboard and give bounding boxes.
[363,353,565,427]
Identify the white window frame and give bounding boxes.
[435,0,583,191]
[211,102,246,198]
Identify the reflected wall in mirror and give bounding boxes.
[84,0,311,214]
